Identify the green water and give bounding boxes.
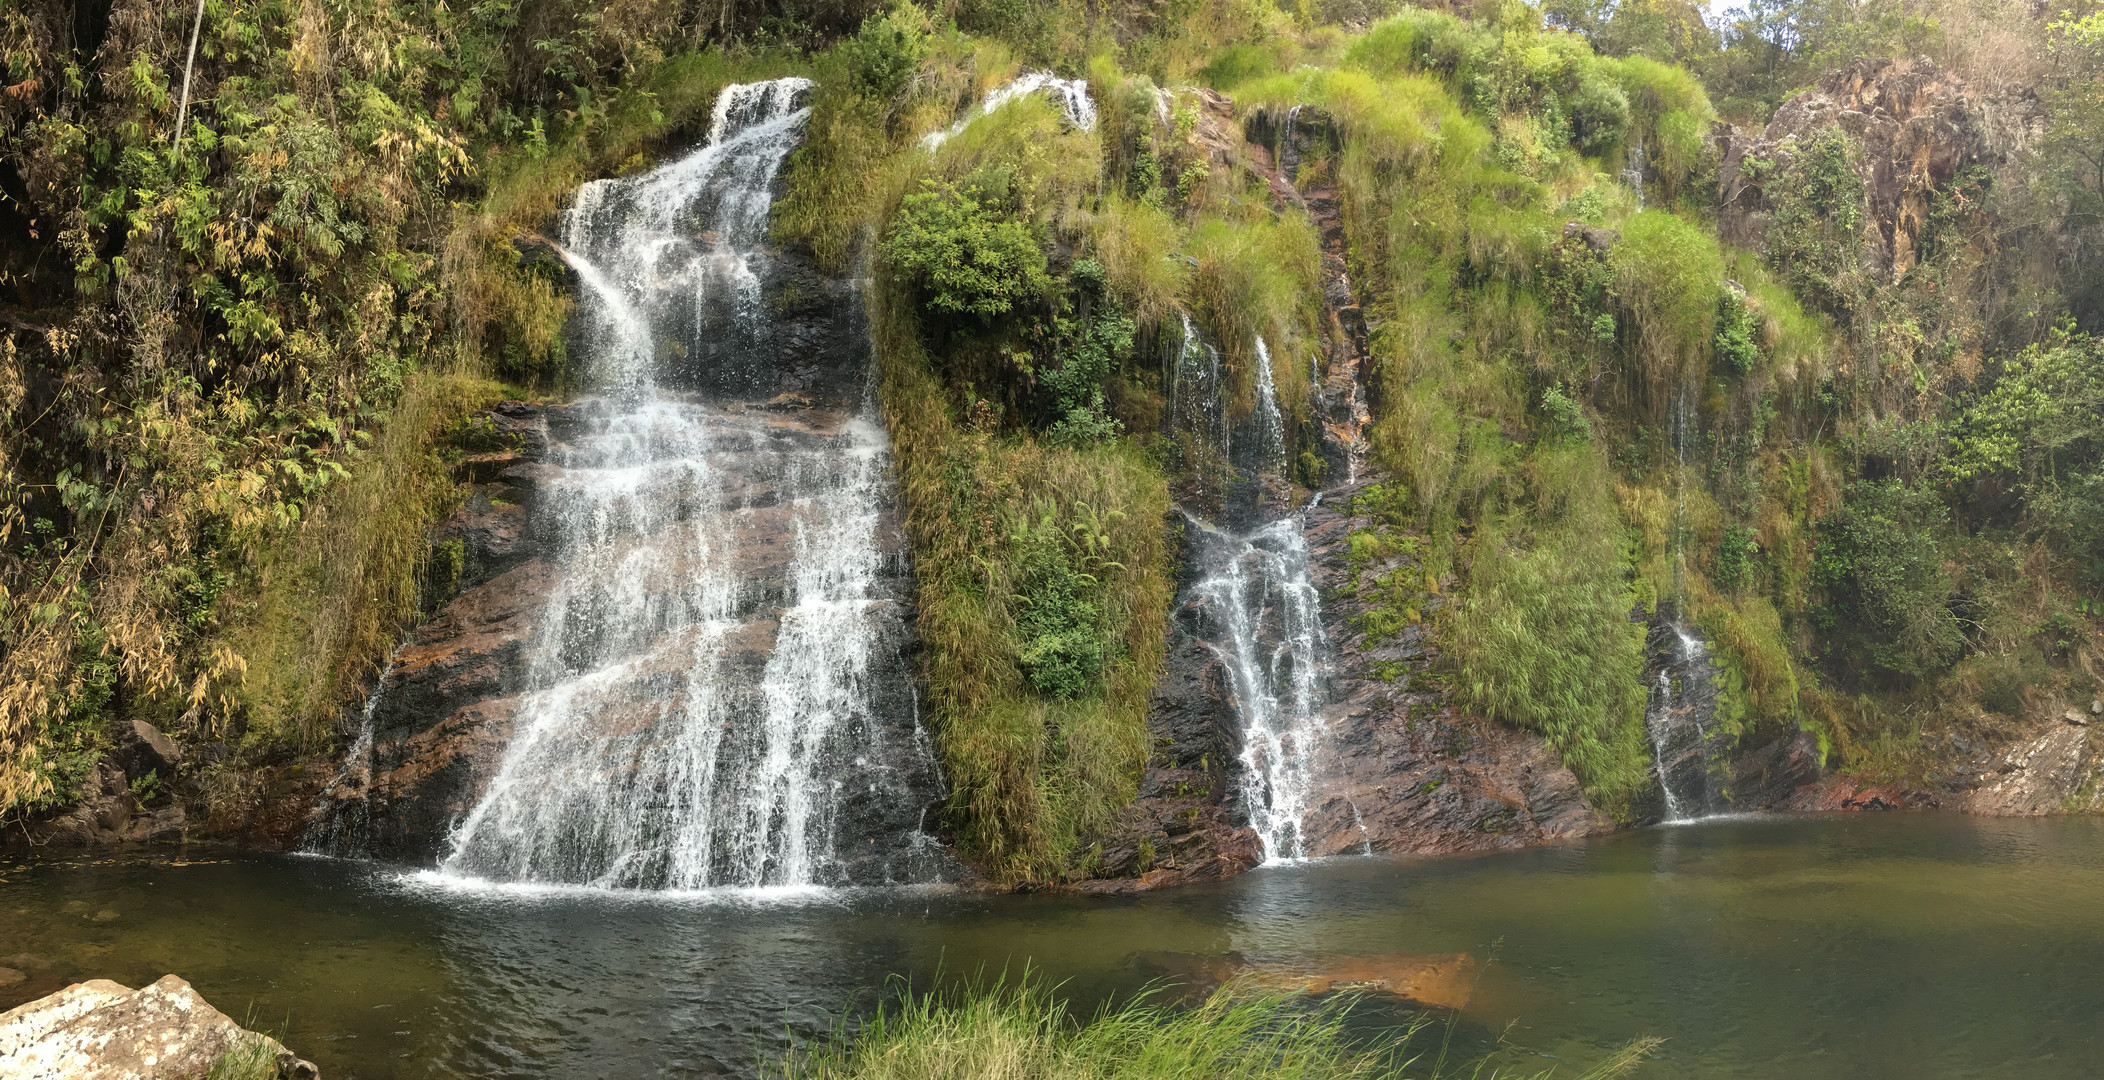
[6,812,2102,1078]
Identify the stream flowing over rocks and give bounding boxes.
[302,80,948,888]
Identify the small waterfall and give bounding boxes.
[1622,143,1647,210]
[300,661,392,857]
[1646,622,1721,820]
[1251,337,1287,476]
[436,78,940,891]
[1166,317,1333,863]
[1171,312,1232,496]
[1184,516,1329,862]
[921,70,1096,150]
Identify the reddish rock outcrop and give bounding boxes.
[1715,55,2042,282]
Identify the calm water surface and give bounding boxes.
[5,812,2101,1078]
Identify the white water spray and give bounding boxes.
[921,71,1096,150]
[437,79,934,890]
[1185,515,1330,862]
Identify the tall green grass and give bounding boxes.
[779,980,1659,1080]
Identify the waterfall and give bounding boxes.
[1183,515,1329,862]
[1165,316,1333,863]
[920,70,1096,150]
[435,78,939,891]
[1622,143,1647,211]
[1646,622,1722,821]
[300,661,392,857]
[1252,337,1287,476]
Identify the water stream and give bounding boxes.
[920,70,1096,150]
[434,79,939,891]
[1168,318,1331,863]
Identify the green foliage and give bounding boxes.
[781,976,1660,1080]
[842,3,934,100]
[1538,382,1594,441]
[1450,444,1652,820]
[1713,285,1763,376]
[1009,500,1123,699]
[1813,479,1963,679]
[1613,210,1726,411]
[1713,523,1758,590]
[887,171,1053,320]
[1943,331,2104,584]
[1042,261,1134,448]
[1757,127,1865,318]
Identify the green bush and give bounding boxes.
[1758,127,1865,318]
[885,169,1053,320]
[842,2,933,100]
[1008,501,1117,699]
[1713,285,1761,376]
[1713,522,1757,589]
[1449,444,1651,819]
[1813,479,1963,679]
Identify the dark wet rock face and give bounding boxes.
[1296,487,1611,854]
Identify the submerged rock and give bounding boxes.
[1135,951,1481,1010]
[0,974,318,1080]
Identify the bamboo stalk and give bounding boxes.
[171,0,207,162]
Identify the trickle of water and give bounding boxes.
[1183,514,1329,862]
[436,79,937,891]
[1172,312,1230,462]
[1252,337,1287,476]
[921,71,1096,150]
[1646,622,1721,821]
[1622,143,1647,211]
[301,660,393,858]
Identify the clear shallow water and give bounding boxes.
[6,813,2104,1078]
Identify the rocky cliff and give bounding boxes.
[1715,55,2042,282]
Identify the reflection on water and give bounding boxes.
[9,813,2104,1078]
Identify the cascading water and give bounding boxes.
[300,660,392,857]
[435,78,941,891]
[1647,621,1721,820]
[920,71,1096,150]
[1251,337,1287,475]
[1643,375,1723,820]
[1184,515,1330,860]
[1168,317,1333,863]
[1622,143,1647,210]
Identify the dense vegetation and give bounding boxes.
[3,0,2101,871]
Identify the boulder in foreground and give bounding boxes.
[0,974,318,1080]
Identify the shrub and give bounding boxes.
[1813,479,1964,679]
[1449,443,1651,819]
[1008,501,1115,699]
[1566,73,1631,155]
[1713,522,1757,589]
[1714,284,1762,376]
[885,170,1052,320]
[842,2,933,100]
[1613,210,1726,410]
